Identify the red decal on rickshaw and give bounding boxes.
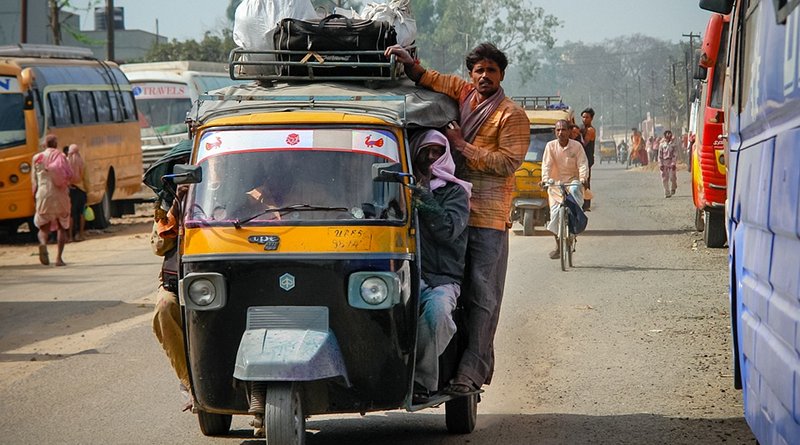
[286,133,300,146]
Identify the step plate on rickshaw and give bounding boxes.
[406,389,483,412]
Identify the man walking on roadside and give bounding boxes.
[658,130,679,198]
[385,42,530,395]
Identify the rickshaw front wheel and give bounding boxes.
[445,393,478,434]
[197,410,232,436]
[265,382,306,445]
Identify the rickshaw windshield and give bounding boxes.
[186,127,407,227]
[526,129,551,162]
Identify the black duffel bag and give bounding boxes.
[273,14,398,78]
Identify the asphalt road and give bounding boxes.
[0,162,756,444]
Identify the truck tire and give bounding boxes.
[703,210,727,248]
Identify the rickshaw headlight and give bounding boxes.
[180,273,227,311]
[360,277,389,305]
[188,278,216,306]
[348,271,401,310]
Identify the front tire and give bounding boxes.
[445,393,478,434]
[265,383,305,445]
[522,209,535,236]
[559,207,568,271]
[197,410,232,436]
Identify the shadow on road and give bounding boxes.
[209,412,754,445]
[0,300,152,353]
[307,412,754,445]
[582,229,693,237]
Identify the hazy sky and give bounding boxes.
[67,1,711,44]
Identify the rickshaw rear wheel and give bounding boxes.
[445,393,478,434]
[522,210,535,236]
[197,410,232,436]
[265,382,306,445]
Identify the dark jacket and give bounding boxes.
[416,182,470,287]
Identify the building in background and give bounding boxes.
[0,2,165,62]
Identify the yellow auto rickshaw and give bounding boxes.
[168,51,481,443]
[598,139,618,163]
[510,96,574,235]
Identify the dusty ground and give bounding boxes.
[0,165,755,444]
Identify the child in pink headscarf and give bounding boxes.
[32,134,73,266]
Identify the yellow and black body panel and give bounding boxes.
[180,108,423,416]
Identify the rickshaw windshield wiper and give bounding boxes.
[234,204,351,229]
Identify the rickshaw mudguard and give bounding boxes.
[233,327,349,384]
[513,197,547,210]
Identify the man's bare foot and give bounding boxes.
[55,260,66,266]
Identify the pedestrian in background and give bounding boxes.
[648,136,658,163]
[66,144,87,242]
[32,134,73,266]
[580,108,596,211]
[658,130,679,198]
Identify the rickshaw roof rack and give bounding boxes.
[0,43,95,60]
[228,47,406,83]
[192,81,460,129]
[511,95,569,110]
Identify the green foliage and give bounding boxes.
[414,0,560,77]
[142,30,236,63]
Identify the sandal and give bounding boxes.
[38,245,49,266]
[443,382,480,396]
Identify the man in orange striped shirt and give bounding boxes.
[386,43,530,394]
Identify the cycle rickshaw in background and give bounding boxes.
[509,96,573,236]
[168,51,480,444]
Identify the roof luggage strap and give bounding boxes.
[228,47,403,82]
[195,93,408,124]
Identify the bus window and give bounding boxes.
[48,91,71,127]
[76,91,97,123]
[709,23,729,109]
[68,92,81,124]
[136,97,192,129]
[108,91,121,121]
[121,91,137,121]
[93,91,111,122]
[0,91,25,149]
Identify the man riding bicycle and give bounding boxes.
[541,119,589,259]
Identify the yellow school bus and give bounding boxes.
[0,44,142,234]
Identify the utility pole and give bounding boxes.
[625,83,630,140]
[20,0,28,43]
[106,0,115,61]
[637,74,643,128]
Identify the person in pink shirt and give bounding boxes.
[32,134,73,266]
[541,120,589,259]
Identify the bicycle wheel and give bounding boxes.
[567,233,574,267]
[559,206,568,271]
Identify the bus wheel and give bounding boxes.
[90,190,112,230]
[703,210,726,248]
[197,410,232,436]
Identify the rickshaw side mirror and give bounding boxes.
[372,162,412,183]
[164,164,202,185]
